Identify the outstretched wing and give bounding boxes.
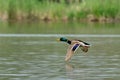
[78,39,91,46]
[65,43,80,61]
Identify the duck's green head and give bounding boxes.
[57,37,68,42]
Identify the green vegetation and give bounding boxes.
[0,0,120,22]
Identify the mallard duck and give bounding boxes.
[58,37,91,61]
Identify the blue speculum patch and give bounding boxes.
[72,44,79,51]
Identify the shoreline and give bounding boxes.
[0,13,120,23]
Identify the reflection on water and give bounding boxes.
[65,55,120,80]
[0,22,120,34]
[0,34,120,80]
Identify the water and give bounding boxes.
[0,22,120,80]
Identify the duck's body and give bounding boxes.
[58,37,90,61]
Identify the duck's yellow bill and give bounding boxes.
[57,38,60,41]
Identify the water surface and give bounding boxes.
[0,22,120,80]
[0,34,120,80]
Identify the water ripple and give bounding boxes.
[0,34,120,37]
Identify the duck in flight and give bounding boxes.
[58,37,91,62]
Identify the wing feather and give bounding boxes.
[65,43,80,61]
